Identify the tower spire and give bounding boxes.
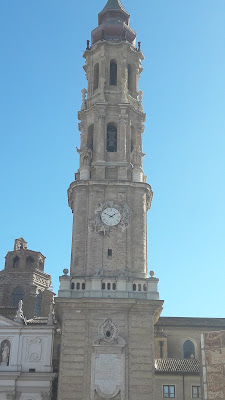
[92,0,136,45]
[99,0,130,21]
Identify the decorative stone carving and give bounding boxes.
[89,201,132,235]
[118,269,127,278]
[1,340,10,365]
[27,338,42,362]
[138,90,143,111]
[99,77,106,101]
[121,77,127,103]
[33,274,50,287]
[76,147,92,167]
[81,88,87,110]
[41,393,50,400]
[6,394,16,400]
[91,319,126,400]
[15,300,25,324]
[99,319,119,344]
[47,301,55,326]
[93,268,103,277]
[130,145,145,167]
[14,238,27,251]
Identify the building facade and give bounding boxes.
[0,305,55,400]
[56,1,163,400]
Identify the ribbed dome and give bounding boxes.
[91,0,136,45]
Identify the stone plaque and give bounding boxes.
[95,354,121,396]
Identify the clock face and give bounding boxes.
[101,207,121,226]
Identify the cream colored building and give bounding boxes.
[0,305,55,400]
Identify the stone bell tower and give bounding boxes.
[56,1,163,400]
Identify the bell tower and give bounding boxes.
[56,1,163,399]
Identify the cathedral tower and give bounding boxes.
[56,1,163,399]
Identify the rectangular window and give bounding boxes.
[163,385,175,398]
[192,386,201,398]
[108,249,112,257]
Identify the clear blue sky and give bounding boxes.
[0,0,224,318]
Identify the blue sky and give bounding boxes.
[0,0,224,317]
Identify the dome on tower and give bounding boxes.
[91,0,136,45]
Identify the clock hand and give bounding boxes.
[102,211,111,217]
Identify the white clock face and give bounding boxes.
[101,208,121,226]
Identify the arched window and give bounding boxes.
[127,64,132,91]
[71,282,75,290]
[11,287,24,308]
[94,63,99,90]
[12,256,19,268]
[34,290,42,317]
[112,283,116,290]
[133,284,136,291]
[76,282,80,290]
[102,283,105,290]
[107,124,117,152]
[138,284,141,291]
[0,340,10,366]
[82,283,85,290]
[107,283,111,290]
[110,61,117,86]
[26,256,34,267]
[87,124,94,150]
[183,340,195,359]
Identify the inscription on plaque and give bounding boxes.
[95,354,121,395]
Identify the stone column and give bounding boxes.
[78,122,86,152]
[119,105,128,161]
[96,104,107,163]
[99,46,106,102]
[119,116,126,161]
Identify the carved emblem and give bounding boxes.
[99,318,119,344]
[27,337,42,362]
[89,201,131,235]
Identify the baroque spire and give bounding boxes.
[92,0,136,45]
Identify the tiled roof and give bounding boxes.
[156,317,225,328]
[155,358,200,374]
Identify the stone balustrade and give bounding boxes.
[58,275,159,300]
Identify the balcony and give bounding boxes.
[155,358,200,374]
